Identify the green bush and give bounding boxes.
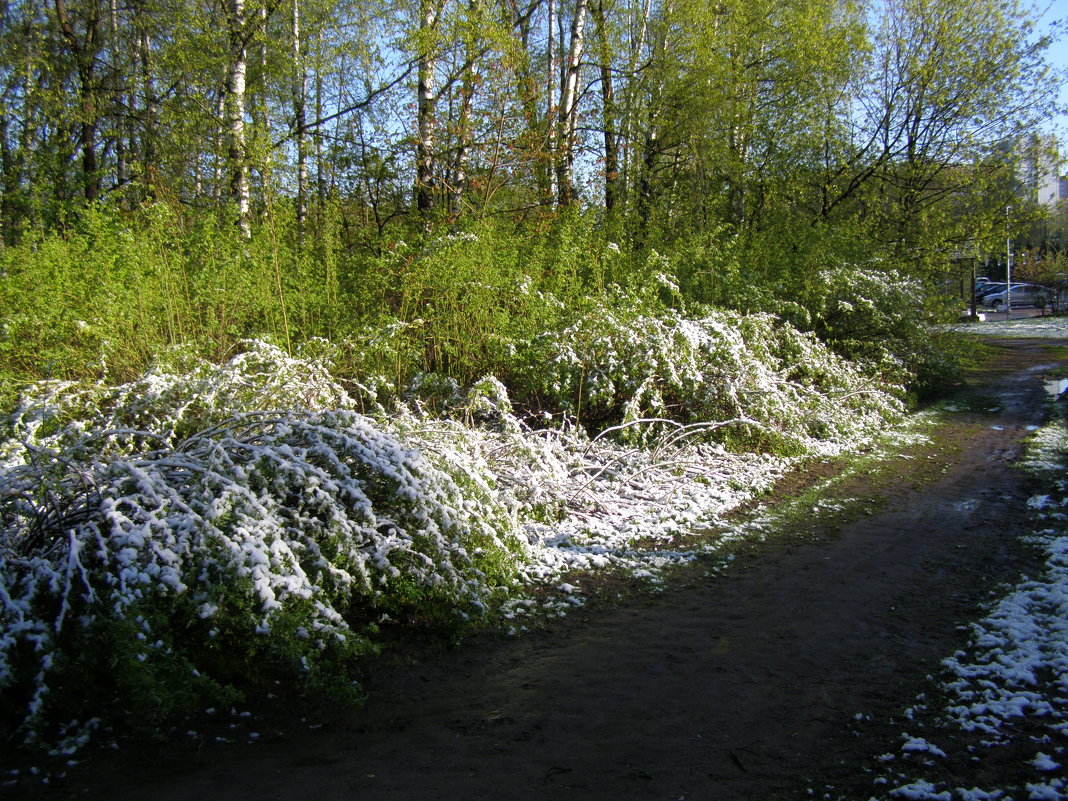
[772,263,970,399]
[0,203,350,403]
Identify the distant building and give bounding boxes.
[1017,134,1062,208]
[1039,170,1063,207]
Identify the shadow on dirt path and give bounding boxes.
[20,338,1068,801]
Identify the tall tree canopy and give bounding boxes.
[0,0,1061,263]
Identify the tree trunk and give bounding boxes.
[256,4,271,195]
[619,0,651,198]
[635,119,655,237]
[226,0,251,236]
[415,0,440,220]
[633,0,670,248]
[109,0,127,191]
[292,0,308,236]
[546,0,558,204]
[213,80,226,204]
[449,0,481,216]
[138,28,158,198]
[451,60,476,215]
[53,0,101,202]
[503,0,545,199]
[1,112,17,244]
[78,85,100,202]
[314,31,326,206]
[557,0,588,206]
[592,0,617,214]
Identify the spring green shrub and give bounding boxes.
[0,302,915,752]
[772,264,969,399]
[0,203,349,404]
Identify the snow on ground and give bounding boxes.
[841,407,1068,800]
[404,399,927,632]
[4,311,1064,760]
[799,317,1068,801]
[951,316,1068,339]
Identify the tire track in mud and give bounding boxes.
[27,337,1068,801]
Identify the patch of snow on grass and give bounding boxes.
[1026,778,1067,800]
[950,316,1068,338]
[955,789,1005,801]
[889,779,952,800]
[1031,752,1061,772]
[901,735,947,758]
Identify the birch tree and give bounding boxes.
[591,0,618,215]
[292,0,308,234]
[225,0,251,235]
[556,0,587,205]
[415,0,442,218]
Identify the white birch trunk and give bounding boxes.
[557,0,588,205]
[621,0,653,189]
[227,0,251,236]
[138,29,158,193]
[213,78,226,204]
[546,0,557,203]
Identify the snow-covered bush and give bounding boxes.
[509,289,904,453]
[773,264,967,399]
[0,342,523,745]
[0,304,910,753]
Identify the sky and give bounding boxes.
[1039,0,1068,148]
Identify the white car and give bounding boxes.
[980,283,1051,310]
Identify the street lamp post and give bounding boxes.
[1006,205,1013,318]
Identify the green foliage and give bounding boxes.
[0,201,970,418]
[344,214,637,391]
[0,0,1060,761]
[0,206,659,400]
[768,262,972,399]
[0,196,953,753]
[0,203,347,401]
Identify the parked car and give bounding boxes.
[974,282,1007,300]
[980,283,1052,310]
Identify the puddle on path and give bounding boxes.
[1044,376,1068,398]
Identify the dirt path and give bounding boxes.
[23,337,1068,801]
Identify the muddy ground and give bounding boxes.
[13,337,1068,800]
